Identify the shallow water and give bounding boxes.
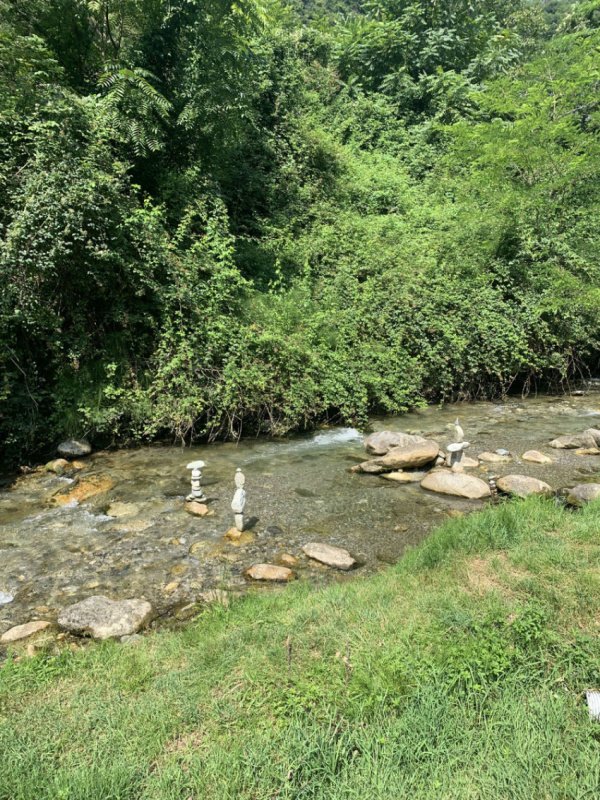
[1,393,600,633]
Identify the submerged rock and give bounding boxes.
[550,428,600,449]
[478,451,511,463]
[52,475,115,506]
[57,439,92,458]
[302,542,356,570]
[566,483,600,506]
[1,620,50,644]
[496,474,552,498]
[522,450,553,464]
[382,470,428,483]
[352,440,439,474]
[244,564,295,582]
[574,448,600,456]
[364,431,426,456]
[107,501,141,518]
[0,591,15,606]
[420,471,491,500]
[58,596,153,640]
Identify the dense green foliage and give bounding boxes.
[1,0,599,463]
[1,496,600,797]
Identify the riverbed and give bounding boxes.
[1,393,600,634]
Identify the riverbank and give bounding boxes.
[1,496,599,799]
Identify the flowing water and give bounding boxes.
[2,393,600,635]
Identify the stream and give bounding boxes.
[2,392,600,635]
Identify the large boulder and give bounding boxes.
[57,439,92,458]
[302,542,356,570]
[496,474,552,498]
[421,470,491,499]
[566,483,600,507]
[364,431,426,456]
[352,440,439,474]
[522,450,553,465]
[58,596,152,640]
[550,428,600,449]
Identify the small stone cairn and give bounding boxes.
[186,460,207,502]
[446,418,470,472]
[231,468,247,532]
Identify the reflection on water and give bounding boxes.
[1,393,600,632]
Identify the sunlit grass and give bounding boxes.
[1,497,600,799]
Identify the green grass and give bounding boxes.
[1,498,600,799]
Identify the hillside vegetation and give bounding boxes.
[1,1,599,464]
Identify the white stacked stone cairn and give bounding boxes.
[186,460,207,502]
[446,418,470,472]
[231,468,247,532]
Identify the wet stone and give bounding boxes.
[566,484,600,506]
[496,475,552,498]
[185,501,211,517]
[302,542,356,570]
[244,564,295,582]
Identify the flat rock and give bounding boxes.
[302,542,356,570]
[550,428,600,449]
[478,451,511,463]
[575,448,600,456]
[364,431,426,456]
[53,475,115,506]
[185,501,210,517]
[107,501,140,518]
[462,456,480,468]
[0,591,14,605]
[566,483,600,506]
[1,620,51,644]
[420,471,491,500]
[353,440,439,474]
[279,553,299,567]
[496,474,552,498]
[522,450,553,464]
[382,470,428,483]
[244,564,294,582]
[57,439,92,458]
[58,596,153,640]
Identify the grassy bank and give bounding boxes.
[1,497,600,799]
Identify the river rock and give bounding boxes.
[496,474,552,498]
[420,471,491,499]
[478,451,511,463]
[575,448,600,456]
[107,501,141,518]
[0,591,14,606]
[52,475,115,506]
[522,450,553,464]
[364,431,426,456]
[550,428,600,449]
[57,439,92,458]
[244,564,295,582]
[58,596,153,640]
[566,483,600,506]
[352,440,439,474]
[44,458,70,475]
[1,621,51,644]
[382,470,428,483]
[185,501,210,517]
[302,542,356,570]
